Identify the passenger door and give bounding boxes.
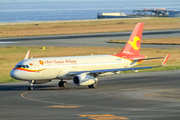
[33,61,40,72]
[122,56,128,68]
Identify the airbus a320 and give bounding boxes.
[10,23,170,90]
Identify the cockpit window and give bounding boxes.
[16,65,29,68]
[16,65,22,68]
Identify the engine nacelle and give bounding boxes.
[28,80,51,84]
[73,74,97,86]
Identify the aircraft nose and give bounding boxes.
[10,69,22,80]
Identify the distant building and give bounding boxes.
[97,7,180,19]
[168,11,180,17]
[133,8,180,17]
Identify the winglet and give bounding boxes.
[162,53,170,66]
[24,50,30,60]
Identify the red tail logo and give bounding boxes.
[128,36,141,50]
[120,23,144,55]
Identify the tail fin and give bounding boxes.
[119,23,144,55]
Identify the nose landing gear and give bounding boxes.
[28,80,34,90]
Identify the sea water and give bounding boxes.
[0,0,179,23]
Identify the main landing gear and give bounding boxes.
[88,82,97,89]
[58,79,67,87]
[88,79,98,89]
[28,80,34,91]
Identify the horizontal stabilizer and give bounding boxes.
[133,57,164,62]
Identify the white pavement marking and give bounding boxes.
[0,42,17,44]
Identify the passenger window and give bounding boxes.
[22,65,26,68]
[26,65,29,68]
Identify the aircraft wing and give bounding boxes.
[68,53,170,76]
[68,65,161,76]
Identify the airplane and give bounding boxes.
[10,23,170,90]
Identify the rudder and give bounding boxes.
[119,23,144,55]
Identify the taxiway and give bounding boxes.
[0,29,180,48]
[0,70,180,120]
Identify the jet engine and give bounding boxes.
[73,74,97,86]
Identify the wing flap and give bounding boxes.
[67,71,90,76]
[91,66,161,74]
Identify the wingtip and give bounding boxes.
[24,50,30,60]
[162,53,170,66]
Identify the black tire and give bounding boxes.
[28,86,33,91]
[88,85,92,88]
[58,82,62,87]
[28,86,31,90]
[91,83,97,89]
[62,81,67,87]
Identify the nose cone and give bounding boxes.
[10,69,22,80]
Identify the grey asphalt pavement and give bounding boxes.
[0,29,180,48]
[0,70,180,120]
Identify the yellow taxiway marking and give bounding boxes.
[21,91,54,103]
[79,114,129,120]
[46,105,80,108]
[21,91,81,108]
[21,91,31,99]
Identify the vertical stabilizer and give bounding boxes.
[119,23,144,55]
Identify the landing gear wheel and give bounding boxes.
[58,82,62,87]
[88,82,97,89]
[88,85,92,88]
[28,80,34,91]
[28,86,33,91]
[58,80,67,87]
[62,81,67,87]
[91,83,97,89]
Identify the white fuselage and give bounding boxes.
[10,54,136,81]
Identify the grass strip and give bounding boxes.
[1,17,180,38]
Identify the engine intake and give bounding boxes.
[73,74,97,86]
